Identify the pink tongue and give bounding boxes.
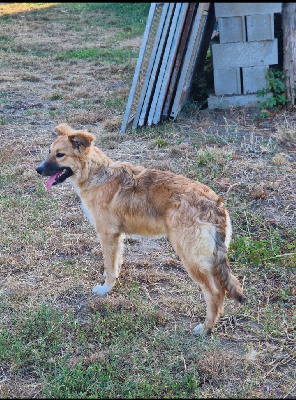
[46,171,62,191]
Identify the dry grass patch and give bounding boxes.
[102,116,123,132]
[195,146,233,166]
[0,3,56,17]
[0,2,295,399]
[66,110,105,124]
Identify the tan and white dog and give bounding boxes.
[36,123,245,335]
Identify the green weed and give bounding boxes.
[153,138,169,148]
[0,304,75,371]
[77,3,150,28]
[49,93,63,100]
[257,68,289,118]
[48,109,62,118]
[0,34,12,51]
[195,147,233,166]
[229,234,296,267]
[104,93,128,113]
[0,301,206,398]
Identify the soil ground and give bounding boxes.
[0,3,295,398]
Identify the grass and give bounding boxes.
[38,304,201,398]
[0,2,295,399]
[0,299,205,398]
[48,93,63,100]
[62,3,151,29]
[152,138,170,148]
[56,47,138,64]
[195,147,233,166]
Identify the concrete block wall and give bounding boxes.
[246,14,275,41]
[208,3,282,108]
[214,68,241,95]
[219,16,246,43]
[214,3,282,18]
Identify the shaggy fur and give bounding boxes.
[36,123,245,335]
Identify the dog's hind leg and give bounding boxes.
[168,228,225,335]
[181,260,226,336]
[93,232,123,296]
[192,271,226,335]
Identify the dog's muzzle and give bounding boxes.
[36,159,61,176]
[36,160,73,190]
[36,163,45,175]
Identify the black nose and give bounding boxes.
[36,164,43,175]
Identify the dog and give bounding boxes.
[36,123,245,335]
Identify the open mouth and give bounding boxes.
[46,167,73,190]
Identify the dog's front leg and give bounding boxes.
[92,232,123,297]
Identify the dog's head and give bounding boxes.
[36,123,95,190]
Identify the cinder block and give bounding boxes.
[208,93,273,109]
[219,16,246,43]
[211,39,278,69]
[243,66,269,94]
[214,3,282,18]
[214,68,241,95]
[246,14,274,41]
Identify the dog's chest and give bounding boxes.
[71,180,95,227]
[81,200,95,226]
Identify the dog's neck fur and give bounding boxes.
[70,146,113,192]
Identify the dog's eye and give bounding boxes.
[56,152,65,158]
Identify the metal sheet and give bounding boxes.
[132,3,171,129]
[162,2,198,119]
[137,3,176,127]
[147,3,183,126]
[170,3,211,121]
[120,3,157,133]
[122,2,216,131]
[150,3,189,125]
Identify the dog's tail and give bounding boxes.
[213,233,245,304]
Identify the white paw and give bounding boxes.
[103,270,106,277]
[193,323,206,335]
[92,284,112,297]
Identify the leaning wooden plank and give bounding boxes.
[137,3,176,127]
[147,3,183,126]
[169,3,209,121]
[170,3,211,121]
[120,3,157,133]
[181,3,215,107]
[191,3,216,81]
[162,2,197,120]
[132,3,171,129]
[152,2,189,125]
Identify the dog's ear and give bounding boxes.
[55,124,95,150]
[55,123,77,136]
[68,131,95,150]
